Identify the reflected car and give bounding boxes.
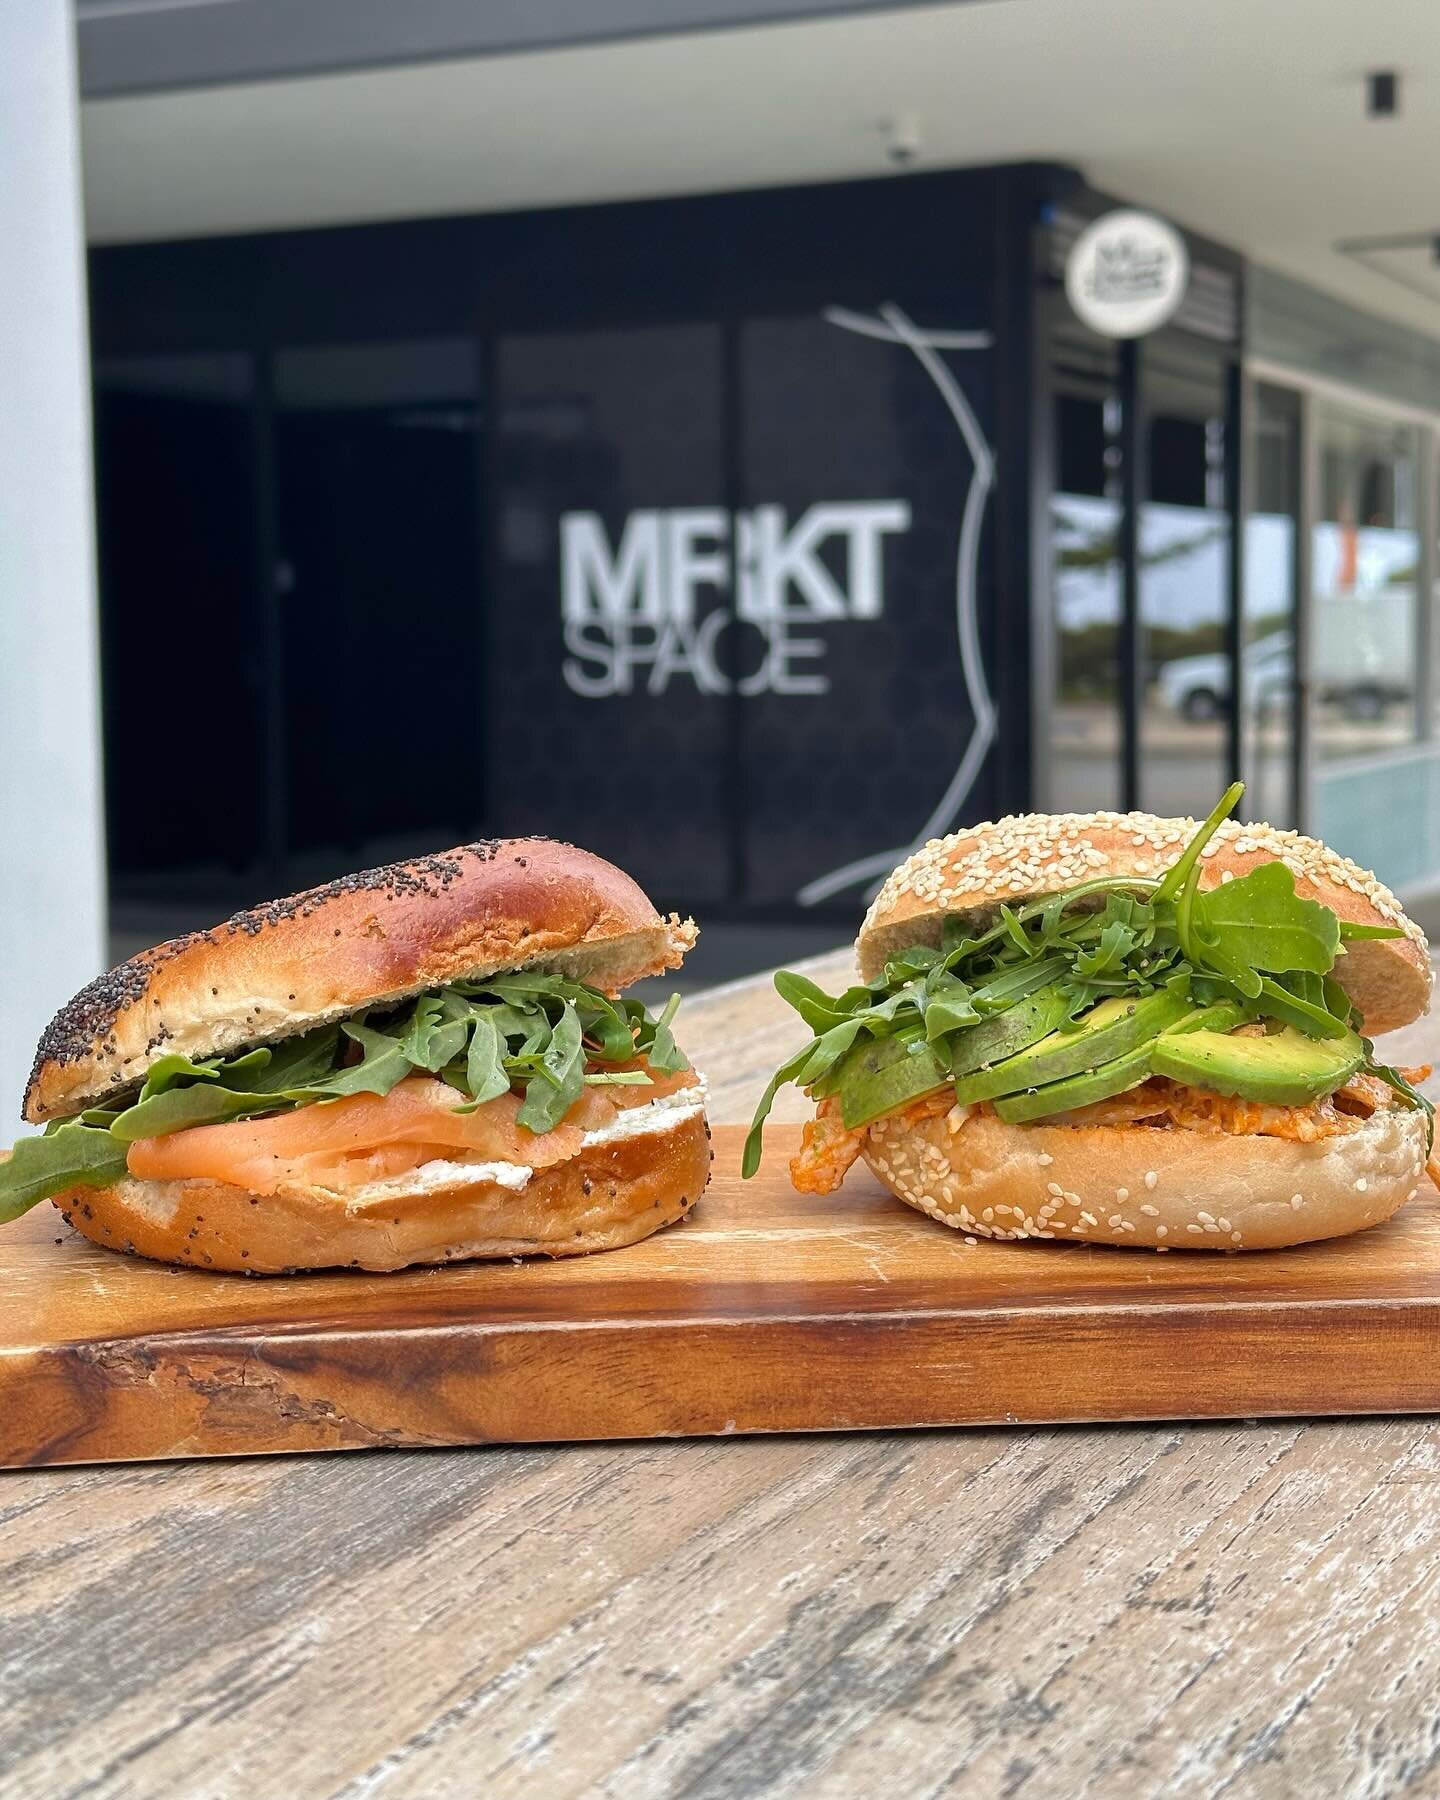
[1157,634,1291,723]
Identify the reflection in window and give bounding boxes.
[93,352,266,903]
[1312,407,1418,760]
[273,338,482,879]
[1243,385,1301,828]
[1049,333,1123,813]
[1137,349,1231,821]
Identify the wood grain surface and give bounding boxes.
[4,947,1439,1797]
[6,1120,1440,1468]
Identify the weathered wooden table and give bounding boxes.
[3,950,1439,1799]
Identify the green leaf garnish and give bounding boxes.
[1364,1049,1435,1150]
[1,974,691,1222]
[0,1123,130,1224]
[744,782,1410,1173]
[1191,861,1340,977]
[1155,781,1245,905]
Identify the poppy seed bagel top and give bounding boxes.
[24,837,696,1123]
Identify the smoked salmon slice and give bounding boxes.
[126,1067,696,1196]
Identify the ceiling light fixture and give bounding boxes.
[1367,70,1399,117]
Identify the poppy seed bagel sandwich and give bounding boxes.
[2,838,710,1273]
[746,785,1437,1252]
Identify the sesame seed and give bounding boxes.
[1047,1181,1064,1196]
[1144,1171,1159,1191]
[1187,1224,1203,1233]
[1355,1179,1368,1193]
[1140,1203,1160,1218]
[1231,1231,1243,1243]
[1037,1153,1054,1166]
[964,1235,978,1246]
[1291,1194,1304,1210]
[1116,1186,1129,1202]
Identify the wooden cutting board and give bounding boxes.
[3,1124,1438,1468]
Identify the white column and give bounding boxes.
[0,3,108,1129]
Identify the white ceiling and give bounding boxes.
[81,0,1440,340]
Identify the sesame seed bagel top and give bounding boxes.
[24,837,697,1125]
[857,810,1430,1038]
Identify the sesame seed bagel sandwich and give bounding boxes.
[2,839,709,1273]
[746,786,1437,1251]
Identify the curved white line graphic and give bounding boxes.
[797,303,997,907]
[822,306,993,351]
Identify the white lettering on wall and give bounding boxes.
[559,501,909,697]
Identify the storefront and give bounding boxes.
[90,159,1433,927]
[91,164,1045,927]
[1242,269,1440,892]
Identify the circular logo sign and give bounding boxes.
[1064,210,1190,339]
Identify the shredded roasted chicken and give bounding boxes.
[789,1090,951,1194]
[787,1062,1440,1195]
[789,1097,865,1195]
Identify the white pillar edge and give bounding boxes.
[0,2,108,1131]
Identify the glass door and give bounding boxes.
[272,338,483,885]
[1311,405,1419,760]
[1045,316,1125,813]
[1041,307,1243,822]
[1243,383,1302,827]
[1136,337,1236,820]
[1308,402,1434,885]
[92,352,269,928]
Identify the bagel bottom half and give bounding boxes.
[51,1109,712,1274]
[861,1105,1429,1251]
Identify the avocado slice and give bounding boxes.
[821,984,1073,1129]
[1162,999,1247,1037]
[1151,1024,1364,1107]
[828,1033,949,1129]
[952,985,1193,1104]
[993,1041,1154,1124]
[948,984,1072,1079]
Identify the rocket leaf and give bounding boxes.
[1,973,690,1223]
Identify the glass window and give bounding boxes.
[1312,406,1419,760]
[1136,344,1233,820]
[1048,324,1124,813]
[273,338,482,882]
[1243,384,1301,828]
[93,352,267,912]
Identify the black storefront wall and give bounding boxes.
[90,163,1116,925]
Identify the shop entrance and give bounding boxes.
[94,340,482,929]
[1040,225,1244,823]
